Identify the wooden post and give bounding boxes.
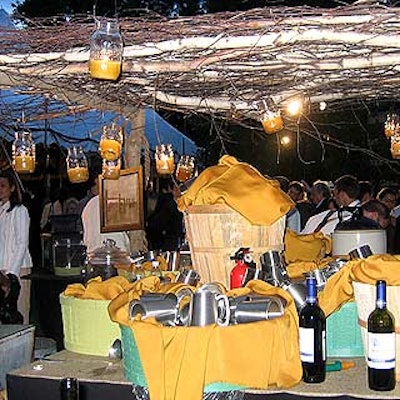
[124,108,149,252]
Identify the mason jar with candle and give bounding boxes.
[258,98,284,134]
[66,146,89,183]
[176,155,195,183]
[102,158,121,180]
[89,19,123,81]
[99,123,123,161]
[12,130,36,174]
[155,144,175,176]
[385,113,400,138]
[391,136,400,159]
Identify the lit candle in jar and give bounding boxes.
[99,138,122,161]
[176,155,195,183]
[14,155,35,174]
[102,158,121,180]
[261,112,284,134]
[89,59,121,81]
[391,139,400,159]
[155,144,175,175]
[67,167,89,183]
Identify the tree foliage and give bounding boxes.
[14,0,358,18]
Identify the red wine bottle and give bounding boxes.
[367,280,396,391]
[60,377,79,400]
[299,276,326,383]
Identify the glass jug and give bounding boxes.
[99,123,123,161]
[89,19,123,81]
[175,155,195,183]
[66,146,89,183]
[12,130,36,174]
[155,144,175,176]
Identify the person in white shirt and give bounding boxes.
[0,169,32,323]
[302,175,361,236]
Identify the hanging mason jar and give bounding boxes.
[66,146,89,183]
[102,158,121,180]
[89,19,123,81]
[99,123,123,161]
[257,98,284,134]
[384,113,400,138]
[155,144,175,176]
[391,136,400,159]
[175,155,195,183]
[12,130,36,174]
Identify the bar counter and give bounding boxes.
[6,351,400,400]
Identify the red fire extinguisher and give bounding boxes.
[230,248,255,289]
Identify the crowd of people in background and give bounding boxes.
[2,160,400,324]
[277,174,400,254]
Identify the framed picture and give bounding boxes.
[99,166,144,233]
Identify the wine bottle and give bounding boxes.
[60,377,79,400]
[299,276,326,383]
[367,280,396,391]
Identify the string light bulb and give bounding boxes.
[280,135,290,146]
[286,97,304,116]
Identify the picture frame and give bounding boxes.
[99,166,144,233]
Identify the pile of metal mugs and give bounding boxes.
[129,269,286,327]
[230,244,373,313]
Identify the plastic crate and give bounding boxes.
[0,325,35,390]
[326,301,364,357]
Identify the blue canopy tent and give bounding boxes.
[0,89,198,156]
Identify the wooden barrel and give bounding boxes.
[184,204,286,287]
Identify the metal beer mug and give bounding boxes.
[348,244,373,260]
[129,293,179,326]
[177,269,200,286]
[189,290,230,327]
[234,297,285,324]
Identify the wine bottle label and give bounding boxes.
[367,332,396,369]
[299,327,314,363]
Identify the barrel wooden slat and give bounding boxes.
[184,204,285,287]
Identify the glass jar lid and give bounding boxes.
[87,239,131,266]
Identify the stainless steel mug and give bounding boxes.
[177,269,200,286]
[189,290,230,327]
[348,245,373,260]
[234,297,285,324]
[129,293,179,325]
[281,281,307,311]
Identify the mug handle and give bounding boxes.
[216,294,230,327]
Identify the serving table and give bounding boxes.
[6,351,400,400]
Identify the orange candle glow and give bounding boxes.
[156,157,175,175]
[176,167,191,183]
[102,164,120,180]
[14,155,35,174]
[89,59,121,81]
[391,141,400,159]
[99,139,122,161]
[261,114,284,134]
[67,167,89,183]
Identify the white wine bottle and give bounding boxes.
[299,276,326,383]
[367,280,396,391]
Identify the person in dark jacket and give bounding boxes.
[310,180,331,215]
[146,178,184,251]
